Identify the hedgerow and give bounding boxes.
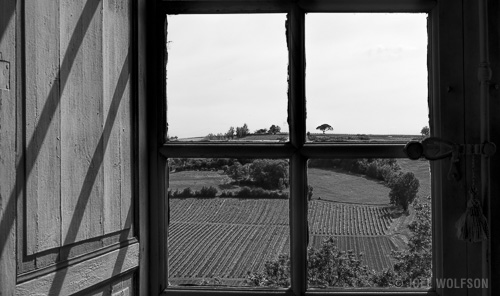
[168,186,218,198]
[169,186,288,199]
[221,187,288,199]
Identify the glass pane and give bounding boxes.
[306,13,428,142]
[168,158,290,288]
[306,158,432,289]
[166,14,289,142]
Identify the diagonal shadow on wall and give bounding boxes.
[0,0,15,46]
[0,0,104,263]
[71,207,134,296]
[47,50,130,295]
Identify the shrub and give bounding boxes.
[168,187,193,198]
[168,186,219,198]
[198,186,218,197]
[226,162,249,183]
[246,237,373,288]
[234,186,288,199]
[236,186,253,197]
[168,158,237,172]
[219,191,234,197]
[389,172,420,212]
[250,159,289,190]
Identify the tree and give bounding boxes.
[392,197,432,284]
[420,126,430,137]
[255,128,268,134]
[250,159,289,190]
[246,237,373,288]
[226,126,235,139]
[269,125,281,135]
[236,123,250,138]
[226,162,249,183]
[373,196,432,288]
[242,123,249,135]
[389,172,420,212]
[316,123,333,134]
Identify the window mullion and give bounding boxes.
[288,7,306,149]
[288,5,307,295]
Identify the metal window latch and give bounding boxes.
[404,137,496,181]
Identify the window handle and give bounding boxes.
[404,137,496,181]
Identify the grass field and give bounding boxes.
[397,159,431,198]
[169,169,390,204]
[308,168,390,205]
[169,170,233,192]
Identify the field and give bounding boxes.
[167,159,431,286]
[309,235,398,274]
[309,201,393,235]
[169,198,402,286]
[308,168,390,205]
[397,159,431,198]
[169,198,289,286]
[169,170,231,192]
[168,160,430,205]
[176,133,420,143]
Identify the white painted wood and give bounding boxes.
[16,243,139,296]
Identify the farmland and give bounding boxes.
[176,133,420,143]
[307,168,390,205]
[308,201,393,235]
[167,158,430,286]
[169,198,403,286]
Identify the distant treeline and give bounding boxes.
[307,133,370,142]
[168,158,247,172]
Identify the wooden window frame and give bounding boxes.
[146,0,468,295]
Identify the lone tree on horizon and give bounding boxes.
[316,123,333,134]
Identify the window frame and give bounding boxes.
[146,0,468,295]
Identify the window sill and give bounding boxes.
[162,287,438,296]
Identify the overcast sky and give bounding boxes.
[166,13,428,139]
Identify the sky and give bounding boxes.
[166,13,428,139]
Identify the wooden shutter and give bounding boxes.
[0,0,147,294]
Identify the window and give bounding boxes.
[151,1,460,295]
